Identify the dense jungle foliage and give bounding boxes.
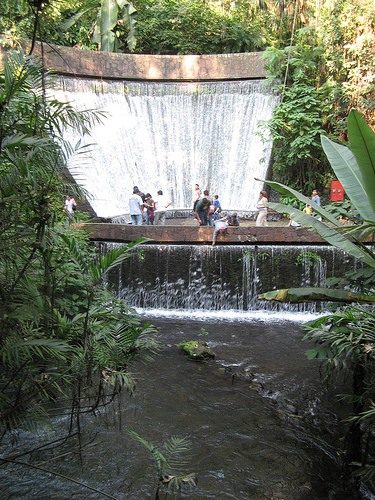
[259,109,375,492]
[0,48,160,458]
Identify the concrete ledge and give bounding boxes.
[2,42,267,81]
[82,223,327,245]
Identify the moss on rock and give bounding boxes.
[178,340,216,360]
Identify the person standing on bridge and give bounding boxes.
[144,193,155,225]
[154,190,171,225]
[129,187,143,225]
[311,189,322,221]
[193,184,201,213]
[255,191,268,227]
[213,194,221,214]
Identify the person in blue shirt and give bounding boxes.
[311,189,322,221]
[311,189,320,207]
[129,187,143,225]
[213,194,221,214]
[212,217,228,246]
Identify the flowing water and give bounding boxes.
[53,79,277,218]
[106,243,356,315]
[0,317,349,500]
[0,244,358,498]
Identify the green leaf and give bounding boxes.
[100,0,119,52]
[123,3,137,52]
[256,178,375,267]
[305,347,333,360]
[266,202,375,267]
[347,109,375,216]
[59,6,96,32]
[127,428,167,476]
[255,178,340,226]
[321,135,375,222]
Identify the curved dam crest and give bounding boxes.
[1,42,268,81]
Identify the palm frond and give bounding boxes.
[127,428,167,476]
[164,436,192,472]
[105,369,136,393]
[1,337,72,367]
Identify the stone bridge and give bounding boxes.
[83,223,327,245]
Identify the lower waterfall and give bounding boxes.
[104,244,355,318]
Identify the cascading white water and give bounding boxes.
[103,244,357,317]
[53,78,278,218]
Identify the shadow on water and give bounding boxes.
[0,316,350,500]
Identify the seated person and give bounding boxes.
[227,212,240,226]
[212,217,228,246]
[303,203,312,215]
[288,218,301,227]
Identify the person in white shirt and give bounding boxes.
[255,190,268,227]
[192,183,201,211]
[64,194,77,214]
[154,190,171,225]
[63,194,77,223]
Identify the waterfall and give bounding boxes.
[53,78,277,218]
[104,244,356,316]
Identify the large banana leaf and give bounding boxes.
[255,178,340,226]
[348,109,375,216]
[256,179,375,267]
[267,201,375,267]
[122,2,137,51]
[59,1,100,32]
[321,136,375,222]
[259,288,375,304]
[61,0,137,53]
[256,109,375,308]
[100,0,118,52]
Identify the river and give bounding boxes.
[0,314,350,500]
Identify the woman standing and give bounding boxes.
[193,183,201,219]
[256,190,268,227]
[63,194,77,223]
[193,184,201,210]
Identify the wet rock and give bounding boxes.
[224,366,255,385]
[178,341,216,360]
